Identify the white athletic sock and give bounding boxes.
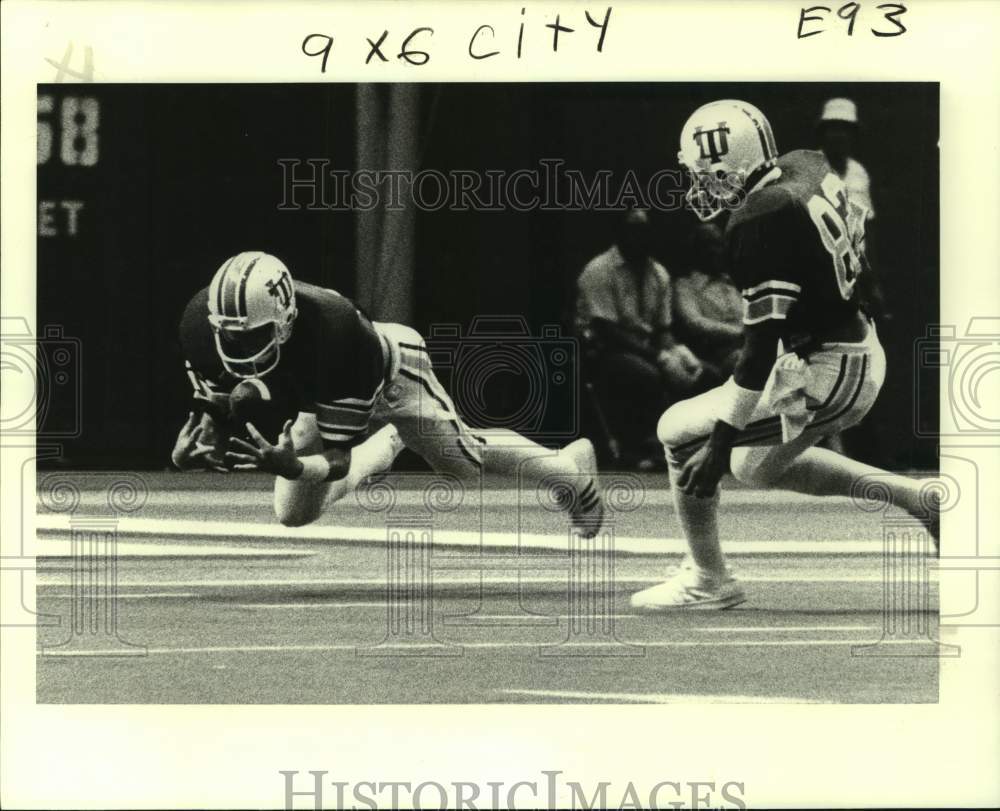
[327,424,405,503]
[474,428,577,492]
[668,465,727,576]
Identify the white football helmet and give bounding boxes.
[677,100,779,221]
[207,251,297,378]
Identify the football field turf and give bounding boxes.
[34,472,940,704]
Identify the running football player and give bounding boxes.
[171,253,604,537]
[631,100,939,610]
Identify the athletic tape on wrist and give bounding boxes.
[297,455,331,482]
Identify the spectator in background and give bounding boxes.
[817,97,888,317]
[818,97,875,219]
[576,208,705,466]
[672,222,743,382]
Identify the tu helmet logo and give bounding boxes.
[693,122,731,163]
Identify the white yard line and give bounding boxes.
[112,592,199,599]
[42,592,202,600]
[35,514,884,556]
[35,540,315,559]
[442,620,879,631]
[37,571,925,590]
[37,489,864,508]
[38,637,916,658]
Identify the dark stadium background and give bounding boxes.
[36,82,939,470]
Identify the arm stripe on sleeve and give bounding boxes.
[330,382,384,408]
[317,420,368,434]
[319,399,373,414]
[743,286,800,304]
[316,404,371,426]
[742,279,802,297]
[319,428,364,443]
[743,294,796,325]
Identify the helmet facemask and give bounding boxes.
[210,319,283,379]
[679,157,746,222]
[207,251,298,380]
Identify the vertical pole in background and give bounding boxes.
[354,84,420,324]
[354,84,386,305]
[321,86,355,294]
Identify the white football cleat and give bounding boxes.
[631,562,746,611]
[564,438,605,539]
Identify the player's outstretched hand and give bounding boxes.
[171,411,228,472]
[226,420,304,479]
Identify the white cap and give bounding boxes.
[820,97,859,124]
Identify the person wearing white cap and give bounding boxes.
[817,97,875,220]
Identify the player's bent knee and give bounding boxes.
[273,488,327,528]
[275,503,321,528]
[656,404,686,448]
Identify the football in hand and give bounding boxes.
[228,377,300,448]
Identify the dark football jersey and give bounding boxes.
[724,149,869,346]
[178,281,386,449]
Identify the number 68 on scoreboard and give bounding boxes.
[37,94,99,166]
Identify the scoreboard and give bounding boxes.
[37,92,100,237]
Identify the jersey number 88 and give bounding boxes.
[807,172,866,301]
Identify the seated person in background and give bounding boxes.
[673,222,744,381]
[576,208,705,464]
